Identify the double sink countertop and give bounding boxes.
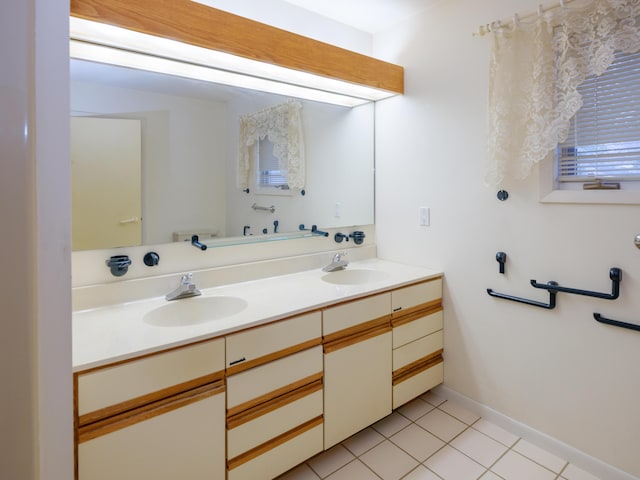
[73,258,442,372]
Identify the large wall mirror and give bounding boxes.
[70,59,375,251]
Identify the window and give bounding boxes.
[556,49,640,188]
[255,138,290,194]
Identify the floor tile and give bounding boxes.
[359,440,418,480]
[491,450,556,480]
[389,423,444,462]
[420,390,447,406]
[415,408,467,442]
[371,411,412,438]
[325,459,380,480]
[561,463,601,480]
[450,427,509,467]
[307,444,355,478]
[479,471,503,479]
[472,419,519,447]
[342,427,385,457]
[424,445,486,480]
[397,397,435,421]
[513,440,567,473]
[277,463,321,479]
[438,400,481,425]
[402,465,442,479]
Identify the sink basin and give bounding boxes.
[144,296,248,327]
[321,269,390,285]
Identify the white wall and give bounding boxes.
[0,0,72,479]
[374,0,640,477]
[192,0,373,55]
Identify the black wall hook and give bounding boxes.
[496,252,507,274]
[143,251,160,267]
[487,281,558,309]
[530,268,621,300]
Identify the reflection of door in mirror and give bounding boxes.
[71,117,142,250]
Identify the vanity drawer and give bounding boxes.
[393,309,443,349]
[393,330,443,371]
[226,346,322,411]
[77,338,225,419]
[391,278,442,315]
[323,293,391,336]
[393,361,444,409]
[227,418,323,480]
[227,385,322,458]
[226,311,321,372]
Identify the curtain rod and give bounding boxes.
[473,0,578,36]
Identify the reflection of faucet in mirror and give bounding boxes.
[322,252,349,272]
[166,273,202,301]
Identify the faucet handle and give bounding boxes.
[181,272,194,284]
[334,251,348,261]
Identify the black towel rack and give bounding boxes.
[530,268,621,300]
[487,281,558,309]
[593,313,640,332]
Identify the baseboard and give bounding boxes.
[433,386,638,480]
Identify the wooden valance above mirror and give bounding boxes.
[69,0,404,96]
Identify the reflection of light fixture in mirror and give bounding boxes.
[69,17,398,107]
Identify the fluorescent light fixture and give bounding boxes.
[69,17,397,107]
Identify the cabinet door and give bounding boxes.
[78,385,225,480]
[324,331,392,449]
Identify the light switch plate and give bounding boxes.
[419,206,430,226]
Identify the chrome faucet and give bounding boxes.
[166,273,202,301]
[322,251,349,272]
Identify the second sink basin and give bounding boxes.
[321,269,390,285]
[144,296,248,327]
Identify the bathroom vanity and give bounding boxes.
[72,258,443,480]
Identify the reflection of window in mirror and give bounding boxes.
[255,138,292,196]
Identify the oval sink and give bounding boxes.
[144,296,248,327]
[321,269,390,285]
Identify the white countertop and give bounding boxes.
[73,258,442,372]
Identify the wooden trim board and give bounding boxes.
[70,0,404,93]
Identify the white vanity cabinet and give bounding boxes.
[391,277,444,408]
[74,338,226,480]
[225,311,324,480]
[322,293,393,448]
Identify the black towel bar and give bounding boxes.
[530,268,621,300]
[487,281,558,309]
[593,313,640,332]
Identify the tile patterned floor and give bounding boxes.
[276,391,601,480]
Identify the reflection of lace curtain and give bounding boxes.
[237,100,305,190]
[486,0,640,187]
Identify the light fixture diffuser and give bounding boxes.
[69,17,398,107]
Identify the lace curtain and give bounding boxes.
[486,0,640,187]
[237,100,306,190]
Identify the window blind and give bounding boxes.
[257,138,287,187]
[557,49,640,182]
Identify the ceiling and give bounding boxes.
[281,0,432,33]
